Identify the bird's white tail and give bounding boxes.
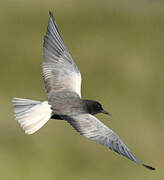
[12,98,52,134]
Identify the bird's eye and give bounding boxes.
[98,104,102,109]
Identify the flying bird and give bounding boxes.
[12,11,155,170]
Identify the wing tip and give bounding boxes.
[143,164,155,170]
[49,10,54,19]
[49,10,56,25]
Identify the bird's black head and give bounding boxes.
[84,100,110,115]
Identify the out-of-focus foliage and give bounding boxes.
[0,0,163,179]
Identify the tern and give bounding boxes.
[12,11,155,170]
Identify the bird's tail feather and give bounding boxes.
[12,97,52,134]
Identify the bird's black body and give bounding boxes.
[51,99,106,120]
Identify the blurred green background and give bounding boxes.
[0,0,164,179]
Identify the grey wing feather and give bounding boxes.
[42,11,81,96]
[64,114,143,165]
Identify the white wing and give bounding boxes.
[42,11,81,97]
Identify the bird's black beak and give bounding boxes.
[101,110,111,116]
